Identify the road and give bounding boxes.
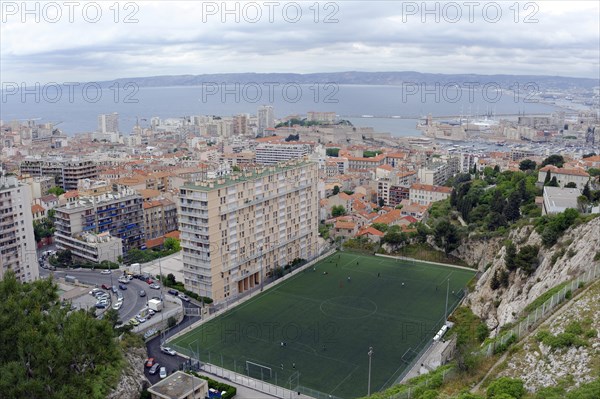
[144,301,202,384]
[40,266,164,322]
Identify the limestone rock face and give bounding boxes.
[106,346,148,399]
[461,217,600,333]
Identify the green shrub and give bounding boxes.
[585,329,598,339]
[191,373,236,399]
[493,334,516,354]
[565,321,583,335]
[486,377,525,398]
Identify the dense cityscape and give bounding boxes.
[1,2,599,399]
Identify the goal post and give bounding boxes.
[246,360,272,380]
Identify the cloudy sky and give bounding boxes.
[1,1,599,83]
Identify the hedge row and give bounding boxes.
[190,372,236,399]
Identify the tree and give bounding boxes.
[490,270,501,290]
[577,195,590,213]
[371,223,388,233]
[0,271,122,398]
[582,182,591,200]
[514,245,540,275]
[544,170,552,185]
[505,242,517,271]
[519,159,536,171]
[548,176,559,187]
[103,308,120,328]
[503,191,521,222]
[166,273,177,286]
[564,182,577,188]
[325,148,339,157]
[332,185,340,195]
[434,219,461,255]
[331,205,346,217]
[588,168,600,177]
[47,186,66,196]
[163,237,181,252]
[378,198,385,207]
[541,155,565,168]
[56,249,73,266]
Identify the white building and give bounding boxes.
[538,165,590,189]
[542,186,581,215]
[409,183,453,206]
[255,143,311,164]
[0,175,39,282]
[98,112,119,134]
[257,105,274,137]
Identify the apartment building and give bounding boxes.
[409,183,453,206]
[179,160,319,303]
[257,105,275,137]
[55,231,123,264]
[0,175,38,282]
[20,157,98,191]
[418,163,449,186]
[255,143,311,165]
[143,198,178,239]
[54,181,145,256]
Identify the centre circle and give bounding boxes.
[320,296,378,319]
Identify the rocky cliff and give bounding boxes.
[106,346,148,399]
[460,217,600,332]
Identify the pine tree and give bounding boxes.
[490,270,500,290]
[544,170,552,185]
[548,176,559,187]
[583,182,591,200]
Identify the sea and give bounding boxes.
[0,84,561,137]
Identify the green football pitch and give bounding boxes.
[170,252,475,398]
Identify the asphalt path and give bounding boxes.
[144,301,201,384]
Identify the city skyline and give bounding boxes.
[1,1,599,83]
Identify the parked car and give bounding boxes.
[149,363,160,375]
[111,285,118,293]
[135,315,146,323]
[161,347,176,356]
[128,318,139,326]
[90,288,102,295]
[149,283,160,289]
[178,293,190,302]
[145,358,155,368]
[100,269,111,275]
[118,276,129,284]
[139,290,146,297]
[95,302,107,309]
[101,284,110,290]
[112,301,122,310]
[159,367,167,379]
[168,289,179,295]
[146,278,154,285]
[119,284,127,290]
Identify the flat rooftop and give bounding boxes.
[182,159,313,191]
[544,186,581,210]
[148,371,207,399]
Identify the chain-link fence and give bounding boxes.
[482,263,600,357]
[387,367,456,399]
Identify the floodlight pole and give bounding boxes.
[367,346,374,396]
[444,278,450,321]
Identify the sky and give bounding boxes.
[1,1,599,83]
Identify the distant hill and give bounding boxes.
[99,71,598,90]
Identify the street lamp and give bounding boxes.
[367,346,374,396]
